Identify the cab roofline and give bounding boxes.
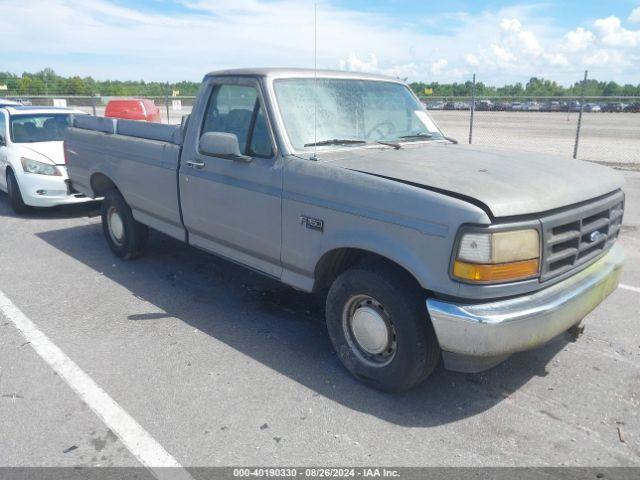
[204,67,405,83]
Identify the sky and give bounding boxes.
[2,0,640,86]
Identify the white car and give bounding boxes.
[0,106,95,213]
[0,98,22,108]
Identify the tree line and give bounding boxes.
[410,77,640,98]
[0,68,201,97]
[1,68,640,98]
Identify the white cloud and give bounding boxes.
[497,17,542,56]
[517,30,542,55]
[490,44,515,63]
[463,53,480,67]
[563,27,594,51]
[629,7,640,23]
[500,18,522,33]
[593,15,640,48]
[430,59,448,74]
[583,49,626,67]
[543,52,569,66]
[339,53,379,72]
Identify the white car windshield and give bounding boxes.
[273,78,443,151]
[10,114,72,143]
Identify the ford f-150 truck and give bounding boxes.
[65,68,625,392]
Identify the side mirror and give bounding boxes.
[0,135,6,147]
[199,132,251,162]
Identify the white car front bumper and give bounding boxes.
[17,167,95,207]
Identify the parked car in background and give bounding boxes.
[475,100,493,111]
[601,102,624,113]
[493,101,511,111]
[104,98,162,122]
[0,106,94,213]
[510,102,523,111]
[548,101,563,112]
[425,101,445,110]
[66,68,625,392]
[522,101,540,112]
[567,101,581,112]
[623,102,640,113]
[0,98,22,108]
[584,103,601,113]
[13,98,33,106]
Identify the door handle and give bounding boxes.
[186,159,205,169]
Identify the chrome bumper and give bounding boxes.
[427,244,625,372]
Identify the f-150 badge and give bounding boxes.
[300,215,324,232]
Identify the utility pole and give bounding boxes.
[469,73,476,144]
[573,70,587,159]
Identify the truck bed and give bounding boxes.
[65,115,187,240]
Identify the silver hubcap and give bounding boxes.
[352,307,390,354]
[107,207,125,245]
[343,295,396,366]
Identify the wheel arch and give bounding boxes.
[313,246,427,294]
[90,172,119,197]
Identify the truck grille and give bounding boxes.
[540,191,624,282]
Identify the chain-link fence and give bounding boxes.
[5,78,639,168]
[420,71,640,168]
[425,96,640,167]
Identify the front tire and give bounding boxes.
[326,263,440,392]
[101,190,148,259]
[6,170,30,214]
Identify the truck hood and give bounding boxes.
[319,143,625,218]
[16,142,64,165]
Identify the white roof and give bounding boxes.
[0,98,22,106]
[3,106,85,116]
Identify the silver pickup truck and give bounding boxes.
[66,68,625,392]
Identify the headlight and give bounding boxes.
[453,228,540,283]
[20,157,61,176]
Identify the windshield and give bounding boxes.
[10,114,72,143]
[273,78,443,151]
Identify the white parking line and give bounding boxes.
[0,289,194,480]
[620,283,640,294]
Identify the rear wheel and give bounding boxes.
[6,170,30,214]
[101,190,148,259]
[326,263,440,392]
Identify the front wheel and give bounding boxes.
[326,263,440,392]
[101,190,148,259]
[6,170,30,214]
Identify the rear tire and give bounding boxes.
[326,263,440,392]
[6,170,30,214]
[101,189,148,259]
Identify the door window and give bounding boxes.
[201,84,273,158]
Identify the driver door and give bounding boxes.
[179,77,283,278]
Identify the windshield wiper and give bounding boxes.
[376,140,401,149]
[304,138,366,147]
[397,133,435,141]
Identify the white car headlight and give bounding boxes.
[454,228,540,283]
[20,157,61,176]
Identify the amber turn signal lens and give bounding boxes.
[453,259,540,282]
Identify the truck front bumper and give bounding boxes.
[427,244,625,373]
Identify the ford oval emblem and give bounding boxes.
[589,231,606,243]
